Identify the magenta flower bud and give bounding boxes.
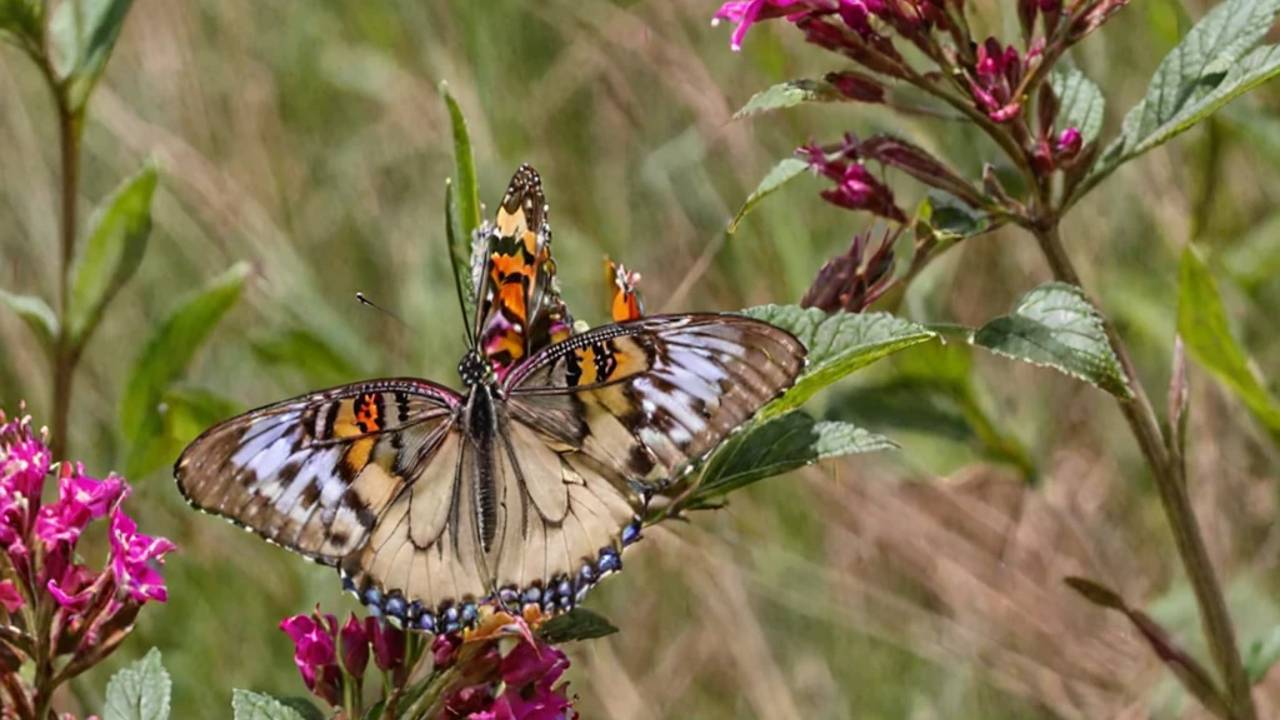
[825,71,885,103]
[713,0,811,51]
[339,614,369,678]
[1055,127,1083,161]
[0,579,22,613]
[1,410,51,502]
[366,616,406,672]
[431,631,462,669]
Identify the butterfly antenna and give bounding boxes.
[355,292,409,328]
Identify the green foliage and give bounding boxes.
[920,192,992,241]
[49,0,139,110]
[67,161,157,347]
[0,289,58,354]
[230,690,314,720]
[120,262,250,475]
[972,282,1131,398]
[104,648,172,720]
[1177,246,1280,442]
[727,157,808,234]
[733,78,843,118]
[539,608,620,643]
[693,411,894,504]
[0,0,41,50]
[1051,68,1106,145]
[442,84,481,333]
[1082,0,1280,198]
[742,305,939,418]
[1245,625,1280,683]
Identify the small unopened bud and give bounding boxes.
[825,71,886,103]
[1037,82,1059,135]
[1054,127,1084,162]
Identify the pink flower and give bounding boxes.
[826,71,885,102]
[968,38,1024,123]
[0,579,22,613]
[35,464,128,548]
[0,411,51,502]
[444,616,578,720]
[108,509,176,604]
[801,142,906,222]
[280,610,342,707]
[713,0,812,50]
[46,561,101,612]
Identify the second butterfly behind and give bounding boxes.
[175,165,806,634]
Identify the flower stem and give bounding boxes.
[1030,220,1256,720]
[51,101,81,464]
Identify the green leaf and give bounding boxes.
[1051,67,1105,145]
[0,0,41,49]
[127,385,240,477]
[539,608,619,643]
[231,689,310,720]
[251,328,361,388]
[695,412,894,501]
[1245,625,1280,683]
[1177,246,1280,441]
[727,157,808,234]
[441,83,481,238]
[120,263,249,469]
[972,282,1131,398]
[1083,0,1280,195]
[67,161,157,346]
[921,191,991,242]
[741,305,938,417]
[444,180,478,339]
[733,78,843,119]
[49,0,139,110]
[103,648,171,720]
[0,289,58,352]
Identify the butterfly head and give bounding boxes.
[458,349,495,388]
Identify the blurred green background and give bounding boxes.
[4,0,1280,717]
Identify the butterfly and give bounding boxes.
[175,165,806,633]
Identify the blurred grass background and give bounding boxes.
[4,0,1280,717]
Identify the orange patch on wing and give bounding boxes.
[605,343,648,381]
[344,437,375,475]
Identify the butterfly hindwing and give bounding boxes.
[175,379,460,564]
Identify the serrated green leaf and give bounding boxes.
[728,157,808,234]
[1051,68,1105,145]
[695,412,894,501]
[67,162,157,346]
[103,648,171,720]
[539,608,619,643]
[741,305,938,417]
[120,263,249,471]
[231,689,309,720]
[1246,625,1280,683]
[1177,246,1280,442]
[972,282,1130,397]
[733,78,843,119]
[49,0,138,110]
[1081,0,1280,197]
[0,289,58,352]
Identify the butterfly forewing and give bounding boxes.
[505,314,806,485]
[175,380,460,563]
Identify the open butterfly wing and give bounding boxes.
[175,379,460,564]
[504,314,807,485]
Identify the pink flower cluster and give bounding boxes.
[437,618,577,720]
[279,607,407,708]
[1,408,175,717]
